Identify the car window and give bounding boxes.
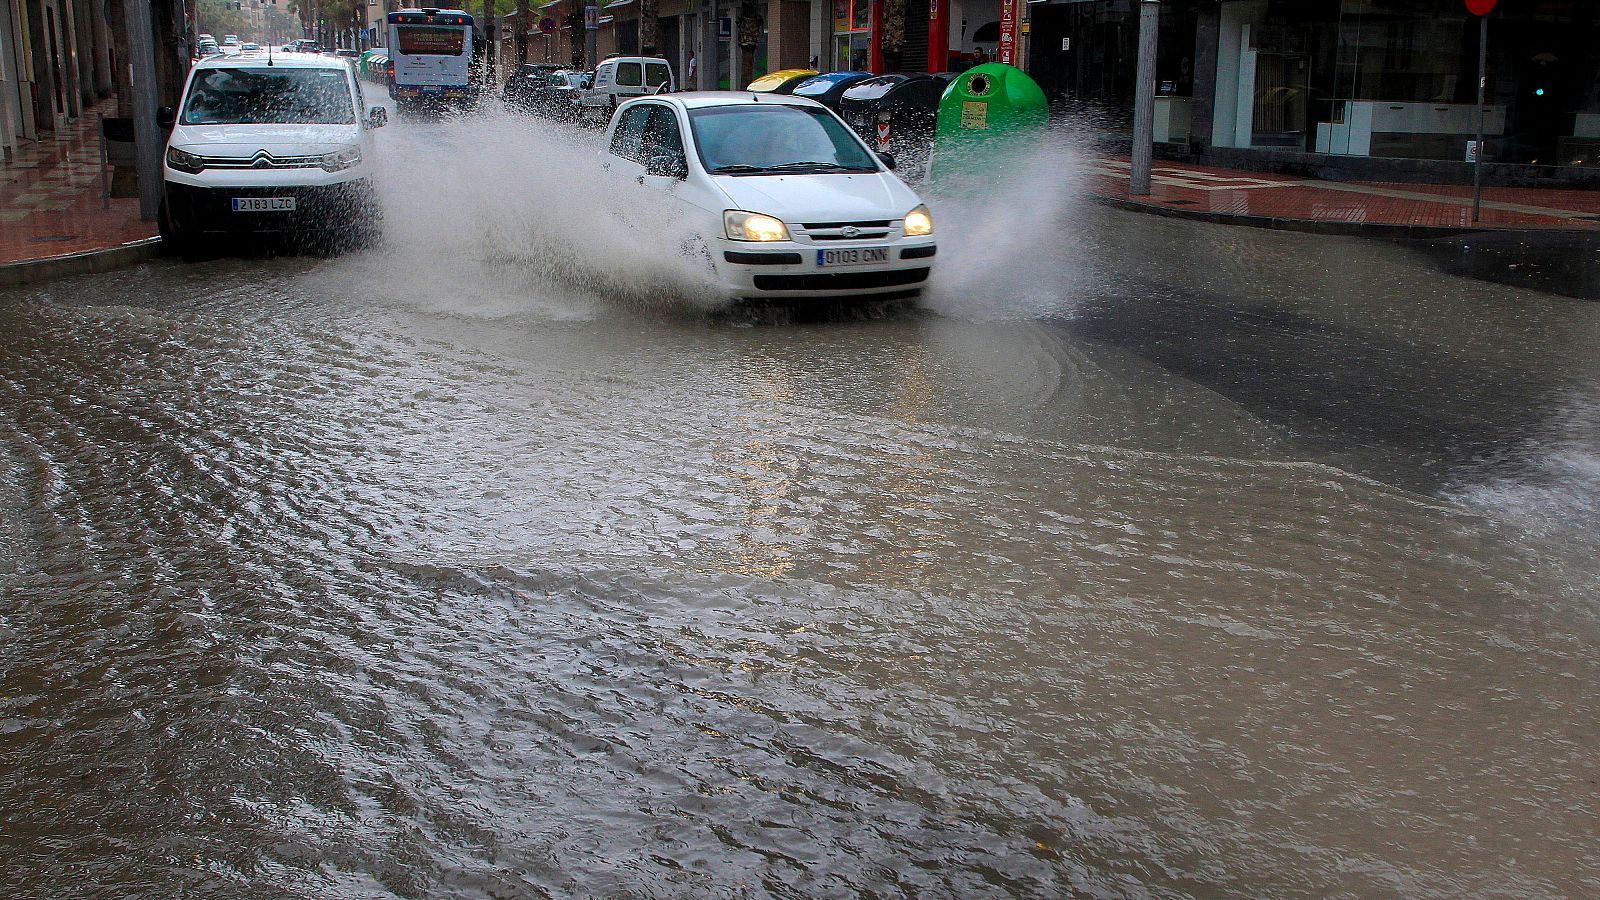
[645,63,670,87]
[688,104,878,173]
[616,62,642,87]
[181,67,356,125]
[640,105,684,164]
[608,104,652,162]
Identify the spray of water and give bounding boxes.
[900,122,1095,322]
[369,103,723,316]
[359,100,1096,322]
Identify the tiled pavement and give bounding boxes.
[1,98,157,267]
[1086,158,1600,232]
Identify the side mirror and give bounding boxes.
[645,154,687,179]
[368,107,388,129]
[157,106,175,129]
[877,152,896,170]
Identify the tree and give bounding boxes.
[516,0,530,65]
[736,0,761,87]
[639,0,658,56]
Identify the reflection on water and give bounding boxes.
[1,108,1597,897]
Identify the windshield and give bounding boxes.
[181,68,356,125]
[396,26,465,56]
[688,104,878,174]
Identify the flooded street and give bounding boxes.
[2,113,1599,897]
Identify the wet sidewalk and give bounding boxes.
[1,98,158,271]
[1086,157,1600,235]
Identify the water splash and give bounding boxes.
[369,103,723,315]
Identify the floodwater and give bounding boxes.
[1,107,1598,898]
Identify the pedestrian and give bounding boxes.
[686,52,697,85]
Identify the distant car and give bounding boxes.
[603,93,934,303]
[221,35,239,46]
[239,42,261,56]
[292,40,320,53]
[506,65,587,119]
[504,63,564,102]
[195,39,221,59]
[159,54,387,254]
[579,56,672,120]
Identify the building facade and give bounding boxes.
[1025,0,1600,180]
[2,0,118,159]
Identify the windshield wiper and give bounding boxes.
[709,164,766,174]
[760,161,858,172]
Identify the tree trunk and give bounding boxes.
[639,0,658,56]
[516,0,529,65]
[736,0,759,86]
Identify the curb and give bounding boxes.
[1085,194,1599,240]
[0,237,163,288]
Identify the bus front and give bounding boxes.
[386,8,475,108]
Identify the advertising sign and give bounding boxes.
[998,0,1017,65]
[583,5,598,30]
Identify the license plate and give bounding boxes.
[817,247,889,268]
[232,197,295,212]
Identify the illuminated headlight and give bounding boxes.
[903,204,934,237]
[165,146,205,174]
[724,210,790,242]
[319,145,362,172]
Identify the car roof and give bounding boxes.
[643,91,827,111]
[190,54,353,71]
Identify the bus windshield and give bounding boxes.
[396,26,465,56]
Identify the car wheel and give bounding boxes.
[157,198,202,260]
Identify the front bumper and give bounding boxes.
[165,180,378,235]
[712,237,937,300]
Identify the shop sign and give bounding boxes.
[998,0,1018,65]
[1464,0,1497,14]
[929,0,937,21]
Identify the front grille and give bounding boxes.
[198,153,323,169]
[753,267,929,292]
[798,220,895,242]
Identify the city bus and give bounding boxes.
[386,8,474,111]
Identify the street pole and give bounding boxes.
[1129,0,1159,196]
[127,0,163,220]
[1472,13,1486,223]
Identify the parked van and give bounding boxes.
[158,54,387,254]
[579,56,673,120]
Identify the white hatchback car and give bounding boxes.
[159,55,387,253]
[604,92,935,302]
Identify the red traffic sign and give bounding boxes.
[538,15,555,33]
[1464,0,1497,14]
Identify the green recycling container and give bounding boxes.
[929,63,1048,184]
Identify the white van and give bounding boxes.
[159,55,387,253]
[603,93,935,303]
[580,56,673,119]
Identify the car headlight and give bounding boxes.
[724,210,790,242]
[165,146,205,174]
[903,204,934,237]
[319,145,362,172]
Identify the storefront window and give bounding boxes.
[1218,0,1600,167]
[832,0,872,73]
